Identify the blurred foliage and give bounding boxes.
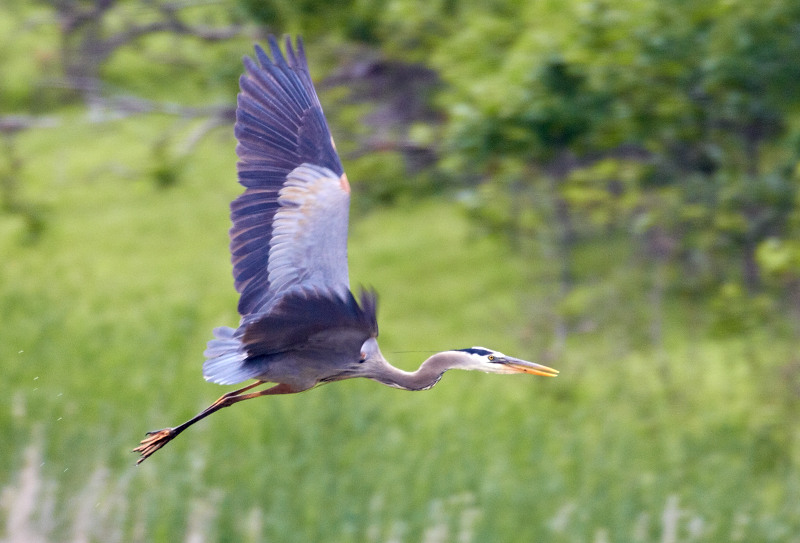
[0,131,47,242]
[2,1,800,541]
[1,0,799,325]
[431,0,800,320]
[237,0,388,44]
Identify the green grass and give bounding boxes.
[2,87,800,543]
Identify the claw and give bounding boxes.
[133,428,176,464]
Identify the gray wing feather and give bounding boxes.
[267,164,351,299]
[203,37,370,387]
[242,287,378,357]
[231,36,346,316]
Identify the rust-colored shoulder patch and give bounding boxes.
[339,173,351,194]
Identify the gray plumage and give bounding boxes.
[134,36,557,465]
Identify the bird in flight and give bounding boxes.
[134,36,558,464]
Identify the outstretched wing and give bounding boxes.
[231,36,350,316]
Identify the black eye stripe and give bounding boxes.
[458,347,493,357]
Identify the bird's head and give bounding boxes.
[453,347,559,377]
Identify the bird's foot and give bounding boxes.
[133,428,176,464]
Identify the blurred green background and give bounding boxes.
[2,0,800,541]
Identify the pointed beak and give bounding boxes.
[501,356,559,377]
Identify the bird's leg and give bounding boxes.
[133,381,298,464]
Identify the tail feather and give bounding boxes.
[203,326,259,385]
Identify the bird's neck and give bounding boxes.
[373,352,461,391]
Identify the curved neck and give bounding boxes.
[371,352,463,391]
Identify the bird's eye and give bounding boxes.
[359,352,366,363]
[487,355,495,361]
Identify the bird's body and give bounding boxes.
[134,37,557,464]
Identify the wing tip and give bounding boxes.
[249,35,309,77]
[256,34,303,69]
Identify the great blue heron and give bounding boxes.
[133,36,558,464]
